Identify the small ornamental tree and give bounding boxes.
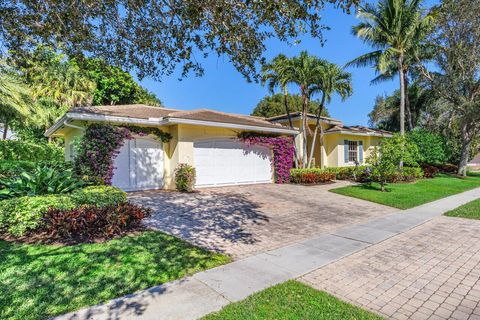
[367,134,420,192]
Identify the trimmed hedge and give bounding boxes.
[0,140,63,162]
[0,160,36,177]
[290,168,336,184]
[0,186,127,237]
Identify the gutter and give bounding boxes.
[323,130,393,138]
[45,112,299,137]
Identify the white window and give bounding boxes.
[348,140,358,163]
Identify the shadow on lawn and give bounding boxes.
[128,190,269,253]
[0,232,227,320]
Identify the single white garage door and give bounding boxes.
[194,139,273,187]
[112,137,164,191]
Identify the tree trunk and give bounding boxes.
[301,88,309,168]
[458,121,473,176]
[283,87,299,168]
[398,55,406,136]
[307,93,326,169]
[2,120,8,140]
[404,72,413,131]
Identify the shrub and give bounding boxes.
[407,130,447,165]
[43,203,151,241]
[421,164,439,178]
[367,134,420,191]
[0,165,85,199]
[0,140,63,162]
[325,166,370,181]
[70,186,127,207]
[401,167,424,182]
[436,163,458,173]
[290,168,336,184]
[175,163,196,192]
[0,160,36,178]
[0,195,75,236]
[0,186,126,237]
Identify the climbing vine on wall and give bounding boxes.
[74,124,171,184]
[238,132,295,183]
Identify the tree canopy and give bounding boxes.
[0,0,357,81]
[251,94,330,118]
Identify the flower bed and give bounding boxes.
[290,168,336,184]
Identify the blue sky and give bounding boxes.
[139,2,434,126]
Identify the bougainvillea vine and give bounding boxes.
[238,132,295,183]
[74,124,171,184]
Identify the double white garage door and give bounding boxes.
[194,140,273,187]
[112,138,273,191]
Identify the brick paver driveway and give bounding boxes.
[129,182,396,258]
[302,216,480,320]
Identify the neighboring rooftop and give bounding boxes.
[68,104,288,130]
[325,124,392,137]
[267,111,343,125]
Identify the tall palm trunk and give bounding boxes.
[398,54,406,136]
[404,71,413,131]
[283,87,299,168]
[301,87,309,168]
[307,93,326,168]
[2,120,8,140]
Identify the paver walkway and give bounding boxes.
[129,182,397,259]
[302,216,480,320]
[56,187,480,320]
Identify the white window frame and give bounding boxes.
[348,140,358,163]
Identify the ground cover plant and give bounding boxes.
[444,198,480,220]
[331,173,480,209]
[202,280,383,320]
[0,231,230,320]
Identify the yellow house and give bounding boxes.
[268,112,392,168]
[46,105,391,191]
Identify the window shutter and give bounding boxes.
[344,140,349,163]
[359,141,364,163]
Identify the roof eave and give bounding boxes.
[45,112,299,137]
[323,130,393,137]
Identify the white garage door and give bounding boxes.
[111,137,164,191]
[194,139,273,187]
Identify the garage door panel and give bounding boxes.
[112,137,164,191]
[194,139,272,187]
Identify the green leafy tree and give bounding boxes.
[367,134,419,191]
[76,58,162,106]
[418,0,480,175]
[251,94,329,118]
[406,129,447,165]
[348,0,433,136]
[0,0,355,81]
[369,82,433,131]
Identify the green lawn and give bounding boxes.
[445,198,480,219]
[202,281,383,320]
[0,231,230,320]
[330,173,480,210]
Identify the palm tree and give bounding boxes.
[0,63,31,139]
[347,0,432,136]
[280,51,333,167]
[307,62,352,168]
[261,54,299,166]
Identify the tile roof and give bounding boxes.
[69,104,288,130]
[267,111,342,124]
[325,124,392,136]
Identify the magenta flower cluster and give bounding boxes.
[74,124,133,185]
[240,135,295,183]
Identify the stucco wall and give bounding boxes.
[324,133,383,167]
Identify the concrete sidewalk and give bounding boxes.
[56,187,480,320]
